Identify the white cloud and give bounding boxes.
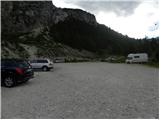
[52,0,83,9]
[96,2,159,38]
[52,0,159,38]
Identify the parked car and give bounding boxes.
[29,59,54,71]
[125,53,148,63]
[54,57,65,63]
[1,59,34,87]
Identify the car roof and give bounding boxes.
[1,59,27,62]
[29,59,49,60]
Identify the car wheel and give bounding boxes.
[4,76,15,87]
[42,66,48,71]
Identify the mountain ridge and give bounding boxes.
[1,1,159,61]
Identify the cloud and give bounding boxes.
[52,0,159,38]
[96,2,159,38]
[55,0,141,17]
[52,0,83,9]
[76,1,141,16]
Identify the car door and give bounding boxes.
[37,60,48,68]
[36,60,43,68]
[134,56,140,62]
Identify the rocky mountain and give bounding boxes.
[2,1,55,35]
[1,1,159,61]
[2,1,98,59]
[1,1,96,35]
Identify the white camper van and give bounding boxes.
[125,53,148,63]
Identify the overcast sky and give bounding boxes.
[52,0,159,39]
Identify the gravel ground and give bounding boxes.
[1,62,159,119]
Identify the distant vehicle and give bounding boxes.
[54,57,65,63]
[125,53,148,63]
[1,59,34,87]
[30,59,54,71]
[101,57,116,62]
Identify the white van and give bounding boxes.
[125,53,148,63]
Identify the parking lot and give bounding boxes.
[2,62,159,119]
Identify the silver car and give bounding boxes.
[30,59,54,71]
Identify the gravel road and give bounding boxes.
[2,62,159,119]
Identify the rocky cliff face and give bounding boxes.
[1,1,97,35]
[2,1,55,34]
[1,1,97,58]
[62,8,97,25]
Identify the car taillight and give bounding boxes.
[15,67,23,74]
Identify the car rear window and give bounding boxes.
[16,60,30,68]
[37,60,48,63]
[1,60,16,67]
[1,59,30,68]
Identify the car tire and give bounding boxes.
[4,76,16,87]
[42,66,48,71]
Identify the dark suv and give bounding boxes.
[1,59,34,87]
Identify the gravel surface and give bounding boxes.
[2,62,159,119]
